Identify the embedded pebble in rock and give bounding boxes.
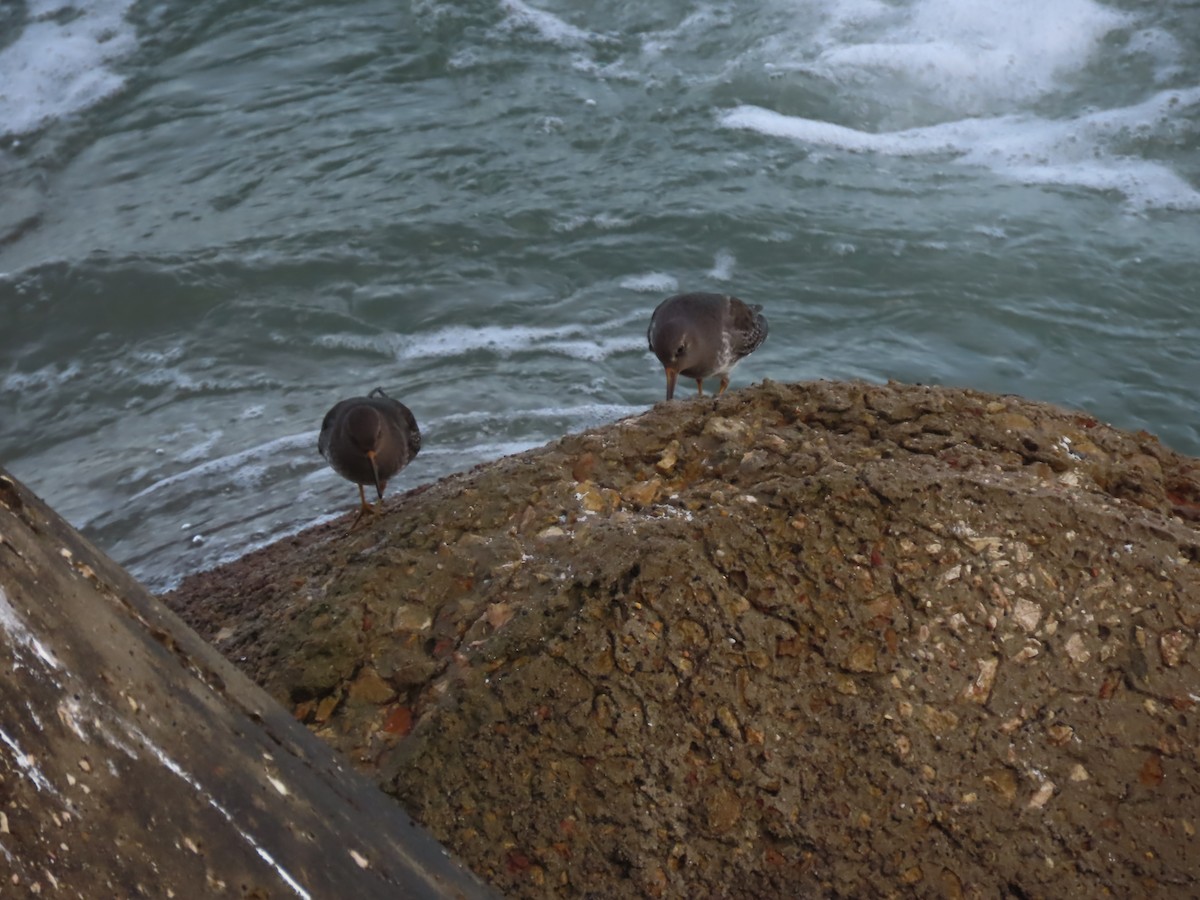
[1012,598,1043,634]
[166,380,1200,899]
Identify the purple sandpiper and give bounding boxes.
[318,387,421,527]
[647,292,768,400]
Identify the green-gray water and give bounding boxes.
[2,0,1198,590]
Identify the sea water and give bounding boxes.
[0,0,1197,591]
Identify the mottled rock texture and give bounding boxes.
[167,380,1200,899]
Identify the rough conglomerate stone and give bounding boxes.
[167,380,1200,899]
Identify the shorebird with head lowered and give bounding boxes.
[647,292,768,400]
[318,387,421,528]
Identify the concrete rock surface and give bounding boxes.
[167,380,1200,898]
[0,470,494,899]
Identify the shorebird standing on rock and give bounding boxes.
[647,292,768,400]
[318,387,421,528]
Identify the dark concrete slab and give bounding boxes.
[0,468,496,899]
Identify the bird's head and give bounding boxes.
[652,320,698,401]
[653,320,695,370]
[346,406,383,453]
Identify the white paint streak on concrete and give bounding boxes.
[0,726,61,798]
[128,726,313,900]
[0,585,62,671]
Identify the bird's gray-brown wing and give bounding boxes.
[318,399,351,459]
[398,402,421,459]
[372,394,421,462]
[727,297,769,359]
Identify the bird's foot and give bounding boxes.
[346,499,382,534]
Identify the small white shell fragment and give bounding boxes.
[1064,633,1091,665]
[1012,598,1042,633]
[1028,781,1056,809]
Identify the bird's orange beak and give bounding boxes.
[366,449,385,500]
[664,367,679,401]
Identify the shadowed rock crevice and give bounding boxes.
[166,380,1200,898]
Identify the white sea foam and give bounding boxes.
[552,212,631,233]
[620,272,679,293]
[716,0,1200,209]
[0,0,139,138]
[432,402,642,429]
[720,86,1200,210]
[397,324,590,360]
[764,0,1130,116]
[496,0,595,47]
[316,317,647,363]
[177,430,226,464]
[541,336,647,361]
[0,362,83,393]
[123,396,639,524]
[641,5,735,59]
[129,432,316,502]
[419,439,543,460]
[707,250,736,282]
[1125,28,1185,85]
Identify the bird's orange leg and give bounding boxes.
[716,374,730,396]
[348,483,377,532]
[696,379,705,397]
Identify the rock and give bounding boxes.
[1012,598,1042,633]
[348,667,397,705]
[702,416,748,441]
[1160,629,1193,668]
[165,380,1200,900]
[393,604,432,633]
[571,452,596,483]
[575,480,607,512]
[655,441,680,474]
[624,478,662,507]
[0,468,493,899]
[1064,632,1092,665]
[704,787,742,833]
[962,656,1000,704]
